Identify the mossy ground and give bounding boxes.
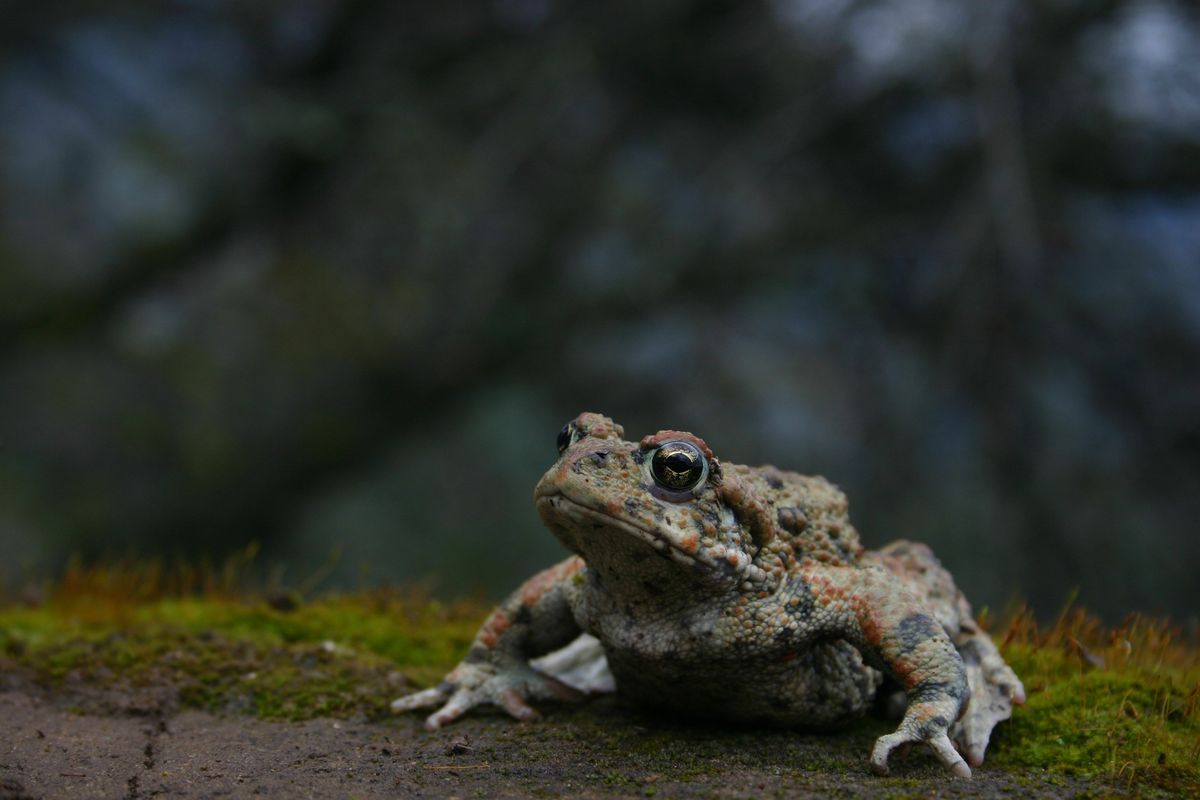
[1,562,482,721]
[1,562,1197,797]
[985,608,1200,795]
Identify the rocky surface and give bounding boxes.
[0,686,1119,800]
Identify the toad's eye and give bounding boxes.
[557,422,577,455]
[650,441,707,492]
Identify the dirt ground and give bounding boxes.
[0,678,1131,800]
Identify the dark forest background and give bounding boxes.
[1,0,1198,622]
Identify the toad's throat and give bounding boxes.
[535,493,706,570]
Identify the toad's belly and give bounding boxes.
[601,639,882,727]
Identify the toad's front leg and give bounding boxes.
[802,566,972,778]
[392,556,587,729]
[866,540,1025,766]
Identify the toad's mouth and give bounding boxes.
[535,493,707,570]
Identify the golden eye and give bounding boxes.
[650,441,706,491]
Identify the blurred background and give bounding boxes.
[1,0,1198,622]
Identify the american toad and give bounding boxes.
[394,413,1024,777]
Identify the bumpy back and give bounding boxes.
[727,463,864,571]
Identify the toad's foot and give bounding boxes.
[950,627,1027,766]
[530,633,615,694]
[392,659,585,730]
[871,726,971,778]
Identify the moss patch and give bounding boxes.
[987,608,1200,794]
[1,568,484,720]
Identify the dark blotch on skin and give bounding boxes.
[624,498,640,515]
[895,613,943,656]
[909,680,949,704]
[957,638,984,665]
[833,536,857,562]
[916,715,951,738]
[909,678,966,707]
[513,605,533,625]
[777,507,808,534]
[785,578,816,620]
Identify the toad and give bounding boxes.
[394,413,1024,777]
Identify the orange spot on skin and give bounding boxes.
[606,500,622,516]
[480,609,513,647]
[859,608,884,647]
[479,609,512,648]
[891,657,916,684]
[573,412,624,440]
[679,533,699,554]
[909,704,936,722]
[806,572,839,600]
[518,557,585,606]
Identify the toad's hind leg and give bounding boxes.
[530,634,615,695]
[864,540,1026,767]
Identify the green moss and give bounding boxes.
[986,626,1200,794]
[0,591,484,721]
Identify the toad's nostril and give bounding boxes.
[590,451,610,466]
